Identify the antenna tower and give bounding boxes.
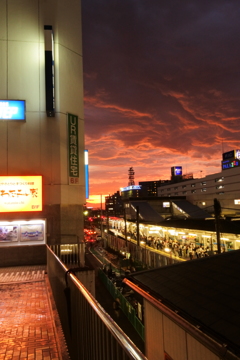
[128,167,135,186]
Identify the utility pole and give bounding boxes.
[136,206,140,246]
[214,198,221,254]
[100,194,103,239]
[124,207,127,246]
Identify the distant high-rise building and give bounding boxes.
[105,192,123,216]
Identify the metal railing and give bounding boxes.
[98,268,145,341]
[49,244,79,265]
[47,245,147,360]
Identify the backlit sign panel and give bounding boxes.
[222,149,240,161]
[222,159,240,170]
[84,150,89,199]
[120,185,141,192]
[0,100,25,120]
[171,166,182,177]
[0,176,42,212]
[235,150,240,160]
[163,202,170,208]
[68,113,79,185]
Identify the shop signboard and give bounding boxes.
[0,176,42,212]
[68,113,79,185]
[0,100,25,120]
[222,159,240,170]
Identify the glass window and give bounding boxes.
[215,177,224,182]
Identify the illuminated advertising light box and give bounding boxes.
[84,149,89,199]
[0,176,42,212]
[120,185,141,192]
[171,166,182,176]
[0,100,26,120]
[174,166,182,176]
[222,159,240,171]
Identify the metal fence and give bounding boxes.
[47,245,147,360]
[106,233,182,268]
[49,244,79,265]
[98,269,145,341]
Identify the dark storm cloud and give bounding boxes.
[82,0,240,197]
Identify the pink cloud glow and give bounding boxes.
[82,0,240,207]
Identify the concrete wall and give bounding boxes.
[144,299,223,360]
[0,0,85,256]
[0,244,46,267]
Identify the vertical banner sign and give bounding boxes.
[68,113,79,185]
[84,149,89,199]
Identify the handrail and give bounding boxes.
[47,245,147,360]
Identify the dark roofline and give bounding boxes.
[125,251,240,358]
[123,196,187,202]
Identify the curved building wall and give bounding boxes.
[0,0,85,245]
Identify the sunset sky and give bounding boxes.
[82,0,240,208]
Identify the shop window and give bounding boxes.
[163,202,170,208]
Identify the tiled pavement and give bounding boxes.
[0,266,69,360]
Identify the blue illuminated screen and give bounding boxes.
[84,150,89,199]
[0,100,25,120]
[222,159,240,170]
[174,166,182,176]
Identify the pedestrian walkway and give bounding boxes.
[0,265,69,360]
